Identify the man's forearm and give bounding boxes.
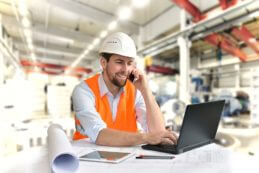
[95,128,147,147]
[140,87,165,132]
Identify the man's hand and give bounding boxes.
[143,131,178,145]
[95,128,178,147]
[129,68,148,93]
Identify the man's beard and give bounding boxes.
[106,68,127,88]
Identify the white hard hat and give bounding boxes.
[99,32,137,59]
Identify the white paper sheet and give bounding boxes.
[47,124,79,173]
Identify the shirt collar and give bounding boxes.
[98,73,125,97]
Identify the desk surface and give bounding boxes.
[2,140,258,173]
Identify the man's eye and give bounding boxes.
[127,62,134,66]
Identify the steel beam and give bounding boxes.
[139,0,256,56]
[204,33,247,61]
[172,0,206,22]
[21,59,92,73]
[172,0,247,61]
[219,0,238,10]
[231,26,259,54]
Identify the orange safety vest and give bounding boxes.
[73,74,137,140]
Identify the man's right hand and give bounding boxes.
[143,131,178,145]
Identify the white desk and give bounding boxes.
[2,140,258,173]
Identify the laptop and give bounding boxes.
[142,100,225,154]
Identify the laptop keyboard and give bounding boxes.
[141,144,177,154]
[156,144,177,150]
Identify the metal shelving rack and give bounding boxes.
[250,68,259,125]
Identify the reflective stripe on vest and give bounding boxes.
[73,74,137,140]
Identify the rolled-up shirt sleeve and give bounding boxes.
[72,82,106,143]
[135,90,148,132]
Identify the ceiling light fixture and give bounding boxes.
[67,4,136,72]
[31,53,36,60]
[26,37,32,44]
[93,38,100,45]
[24,29,32,38]
[83,50,89,55]
[18,0,29,16]
[22,17,31,28]
[28,43,34,50]
[118,7,132,20]
[132,0,150,8]
[100,30,108,38]
[108,21,117,30]
[18,6,29,16]
[87,44,94,51]
[249,11,259,18]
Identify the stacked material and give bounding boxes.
[251,68,259,124]
[47,85,71,118]
[29,82,46,117]
[27,73,49,117]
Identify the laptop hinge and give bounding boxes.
[177,140,212,153]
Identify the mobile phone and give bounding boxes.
[128,73,135,82]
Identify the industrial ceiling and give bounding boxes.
[0,0,258,76]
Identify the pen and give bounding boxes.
[136,155,175,159]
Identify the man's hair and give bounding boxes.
[100,53,113,62]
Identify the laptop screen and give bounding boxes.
[176,100,225,150]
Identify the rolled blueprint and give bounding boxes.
[47,124,79,173]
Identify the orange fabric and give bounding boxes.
[73,74,137,140]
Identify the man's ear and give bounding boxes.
[100,57,107,70]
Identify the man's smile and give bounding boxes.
[116,74,127,80]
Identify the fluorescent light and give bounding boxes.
[83,50,89,55]
[22,17,31,28]
[100,30,108,38]
[132,0,150,8]
[48,34,74,44]
[26,37,32,44]
[249,11,259,18]
[28,43,34,50]
[93,38,100,45]
[82,52,88,57]
[118,7,132,20]
[24,29,32,38]
[18,3,29,16]
[18,0,27,7]
[88,44,94,50]
[79,54,85,60]
[71,59,80,67]
[31,53,36,60]
[108,21,117,30]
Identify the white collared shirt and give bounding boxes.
[72,74,148,142]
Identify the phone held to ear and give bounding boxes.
[128,73,135,82]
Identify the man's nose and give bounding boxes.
[121,63,130,71]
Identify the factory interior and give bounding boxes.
[0,0,259,172]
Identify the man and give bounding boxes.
[72,32,177,146]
